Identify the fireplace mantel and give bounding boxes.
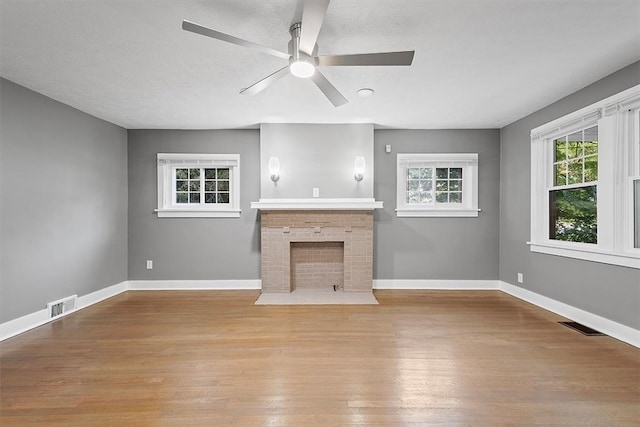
[251,198,383,211]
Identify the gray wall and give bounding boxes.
[127,130,261,280]
[374,130,500,280]
[0,78,128,323]
[260,123,374,199]
[128,128,500,283]
[500,61,640,330]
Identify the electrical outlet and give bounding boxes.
[517,272,523,283]
[385,144,392,153]
[146,260,153,270]
[313,188,320,197]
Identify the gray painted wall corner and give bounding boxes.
[499,61,640,329]
[0,78,128,323]
[127,129,261,280]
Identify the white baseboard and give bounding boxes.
[373,279,499,290]
[0,308,51,342]
[127,279,261,291]
[4,279,637,349]
[499,281,640,348]
[77,281,128,309]
[0,280,260,341]
[0,281,127,342]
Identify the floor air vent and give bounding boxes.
[559,321,605,336]
[47,295,78,319]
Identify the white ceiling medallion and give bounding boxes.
[357,88,375,98]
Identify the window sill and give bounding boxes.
[529,242,640,269]
[155,209,241,218]
[396,208,480,218]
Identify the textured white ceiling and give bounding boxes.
[1,0,639,129]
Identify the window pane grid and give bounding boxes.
[549,186,597,244]
[435,167,463,204]
[175,168,201,204]
[406,167,433,204]
[405,167,464,205]
[553,127,598,187]
[203,168,230,205]
[549,126,598,244]
[175,167,230,205]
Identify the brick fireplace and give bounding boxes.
[259,209,374,293]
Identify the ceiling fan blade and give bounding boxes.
[299,0,330,55]
[240,65,290,96]
[317,51,415,66]
[310,70,348,107]
[182,20,290,60]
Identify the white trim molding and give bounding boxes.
[3,280,637,349]
[127,280,261,290]
[529,241,640,269]
[154,208,241,218]
[251,198,383,210]
[499,281,640,348]
[530,84,640,269]
[396,208,482,218]
[0,280,260,341]
[373,279,499,290]
[0,281,128,341]
[396,152,479,218]
[157,153,241,218]
[531,84,640,139]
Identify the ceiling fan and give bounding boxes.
[182,0,414,107]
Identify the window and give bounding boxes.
[174,167,230,204]
[634,108,640,250]
[157,153,240,218]
[549,126,598,243]
[635,178,640,249]
[396,153,479,217]
[530,84,640,268]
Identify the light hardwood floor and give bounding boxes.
[1,290,638,426]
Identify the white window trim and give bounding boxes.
[156,153,241,218]
[396,153,479,217]
[627,107,640,251]
[530,84,640,269]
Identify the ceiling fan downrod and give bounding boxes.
[288,23,315,78]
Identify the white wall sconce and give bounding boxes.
[354,156,365,181]
[268,156,280,182]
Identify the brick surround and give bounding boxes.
[260,210,374,293]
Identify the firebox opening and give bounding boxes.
[290,241,344,292]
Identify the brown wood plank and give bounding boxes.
[1,290,638,426]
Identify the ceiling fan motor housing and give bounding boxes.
[288,23,317,66]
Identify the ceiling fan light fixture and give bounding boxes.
[290,60,315,78]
